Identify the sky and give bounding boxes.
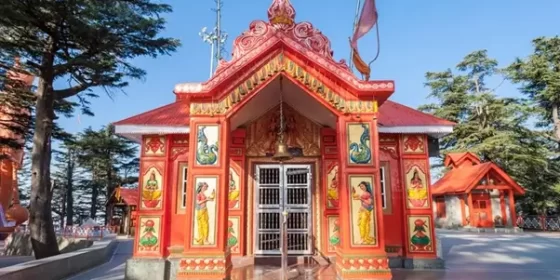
[55,0,560,135]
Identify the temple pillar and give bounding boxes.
[126,135,170,280]
[227,129,246,257]
[335,109,391,279]
[320,127,339,258]
[399,135,444,268]
[176,117,231,279]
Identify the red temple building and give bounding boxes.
[0,58,33,236]
[432,152,525,229]
[115,1,454,279]
[106,186,139,237]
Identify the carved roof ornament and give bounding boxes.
[268,0,296,29]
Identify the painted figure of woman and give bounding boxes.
[195,182,215,245]
[228,173,240,209]
[326,174,339,208]
[407,169,428,208]
[351,181,375,245]
[142,171,162,208]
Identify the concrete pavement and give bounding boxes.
[60,230,560,280]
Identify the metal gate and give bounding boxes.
[254,164,312,255]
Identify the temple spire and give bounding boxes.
[268,0,296,28]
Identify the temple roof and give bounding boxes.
[107,187,139,206]
[112,0,456,141]
[431,160,525,196]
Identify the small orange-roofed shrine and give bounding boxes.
[107,187,139,236]
[114,1,455,279]
[432,152,525,229]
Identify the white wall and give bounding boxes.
[433,195,463,228]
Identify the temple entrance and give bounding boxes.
[254,164,312,255]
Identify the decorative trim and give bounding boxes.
[379,126,453,134]
[189,54,382,116]
[115,125,189,135]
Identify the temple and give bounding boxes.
[0,58,33,238]
[115,1,453,279]
[107,186,139,237]
[432,152,525,229]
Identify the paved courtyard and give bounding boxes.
[62,230,560,280]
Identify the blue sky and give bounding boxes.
[55,0,560,134]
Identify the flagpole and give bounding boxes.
[367,22,381,67]
[349,0,362,71]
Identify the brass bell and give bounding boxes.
[272,142,292,162]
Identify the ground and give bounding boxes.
[60,230,560,280]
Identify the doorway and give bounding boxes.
[254,164,313,255]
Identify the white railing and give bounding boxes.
[517,215,560,231]
[14,225,115,240]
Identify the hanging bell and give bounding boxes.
[272,141,292,162]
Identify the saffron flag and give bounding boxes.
[351,0,378,49]
[350,0,378,80]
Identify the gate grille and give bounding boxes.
[255,164,312,255]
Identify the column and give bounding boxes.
[400,134,443,268]
[177,117,231,279]
[126,135,170,279]
[320,127,339,258]
[508,191,517,227]
[227,129,246,257]
[335,108,391,279]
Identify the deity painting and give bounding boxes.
[327,216,340,253]
[405,165,429,209]
[326,163,339,209]
[228,217,240,254]
[349,175,377,246]
[408,216,433,252]
[347,123,372,165]
[141,167,163,209]
[138,217,160,252]
[192,177,218,246]
[196,125,220,166]
[228,167,240,210]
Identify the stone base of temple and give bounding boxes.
[125,258,166,280]
[403,257,446,269]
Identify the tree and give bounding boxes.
[421,50,560,215]
[0,1,180,258]
[505,36,560,145]
[74,126,138,223]
[51,140,79,227]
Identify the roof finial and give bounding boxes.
[268,0,296,29]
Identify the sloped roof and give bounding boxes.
[113,99,454,128]
[432,162,525,196]
[107,187,139,206]
[443,152,481,168]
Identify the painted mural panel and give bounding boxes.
[347,123,372,165]
[245,104,321,157]
[327,216,340,253]
[403,135,425,154]
[405,161,430,209]
[141,166,163,210]
[143,136,165,156]
[325,162,339,209]
[228,167,240,210]
[407,215,434,253]
[349,175,377,246]
[196,125,220,166]
[138,216,161,253]
[228,216,241,254]
[192,176,218,246]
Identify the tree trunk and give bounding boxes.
[60,184,66,229]
[105,157,113,225]
[29,75,60,259]
[90,172,98,219]
[65,152,74,226]
[552,104,560,145]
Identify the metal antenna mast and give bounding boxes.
[199,0,229,78]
